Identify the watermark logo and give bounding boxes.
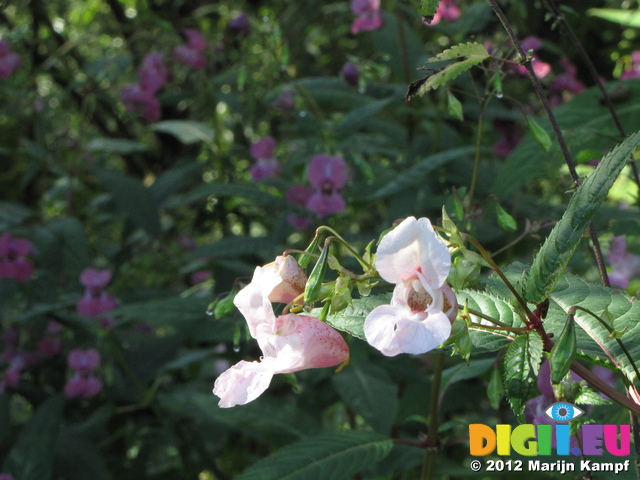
[468,402,632,474]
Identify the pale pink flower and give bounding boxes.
[351,0,384,34]
[216,258,348,407]
[213,313,349,407]
[364,217,455,356]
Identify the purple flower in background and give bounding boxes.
[0,39,22,79]
[229,12,250,36]
[36,321,63,358]
[138,52,169,93]
[249,137,280,181]
[68,348,101,375]
[64,373,103,400]
[77,268,118,327]
[0,474,16,480]
[120,83,161,122]
[272,90,295,111]
[549,58,585,106]
[621,51,640,80]
[608,236,640,288]
[351,0,384,34]
[286,185,314,230]
[306,154,348,218]
[174,30,207,70]
[0,232,34,283]
[427,0,460,25]
[342,61,359,86]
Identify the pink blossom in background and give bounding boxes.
[306,154,348,218]
[342,61,359,86]
[508,36,551,79]
[272,90,295,110]
[77,267,118,326]
[64,373,103,400]
[0,232,34,282]
[549,58,585,106]
[120,83,161,122]
[286,184,314,230]
[363,217,456,356]
[190,270,212,285]
[0,474,15,480]
[214,261,348,407]
[350,0,384,34]
[138,52,169,93]
[174,45,206,70]
[229,12,250,36]
[184,29,207,52]
[249,138,280,180]
[68,348,101,375]
[607,236,640,288]
[427,0,461,25]
[621,51,640,80]
[492,120,523,158]
[0,39,22,79]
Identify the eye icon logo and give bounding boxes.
[544,402,585,422]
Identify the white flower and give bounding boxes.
[364,217,456,356]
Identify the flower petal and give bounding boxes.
[213,360,275,408]
[376,217,450,289]
[233,266,280,337]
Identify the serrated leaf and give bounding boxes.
[151,120,214,144]
[549,313,577,384]
[524,130,640,303]
[503,332,543,420]
[406,43,489,99]
[234,430,393,480]
[332,364,398,434]
[421,0,440,21]
[311,294,392,340]
[4,396,64,480]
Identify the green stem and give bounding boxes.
[315,225,371,269]
[421,352,444,480]
[468,96,489,205]
[463,305,523,331]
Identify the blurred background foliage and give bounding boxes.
[1,0,640,478]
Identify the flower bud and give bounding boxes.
[269,256,307,304]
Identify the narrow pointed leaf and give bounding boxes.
[549,314,577,383]
[234,431,393,480]
[524,130,640,303]
[526,116,553,152]
[304,244,329,303]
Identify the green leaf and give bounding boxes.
[4,396,64,480]
[503,332,543,420]
[54,430,111,480]
[304,244,329,303]
[337,97,395,136]
[193,236,276,260]
[406,43,489,99]
[151,120,214,144]
[87,138,147,154]
[332,364,398,434]
[365,146,477,200]
[549,314,577,384]
[33,217,90,277]
[495,203,517,231]
[234,430,393,480]
[587,8,640,28]
[113,296,211,326]
[95,168,161,236]
[311,294,392,340]
[524,130,640,303]
[440,358,494,395]
[446,91,464,121]
[421,0,440,22]
[487,365,504,410]
[526,116,552,153]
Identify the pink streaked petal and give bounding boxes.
[213,360,275,408]
[233,266,280,337]
[375,217,450,288]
